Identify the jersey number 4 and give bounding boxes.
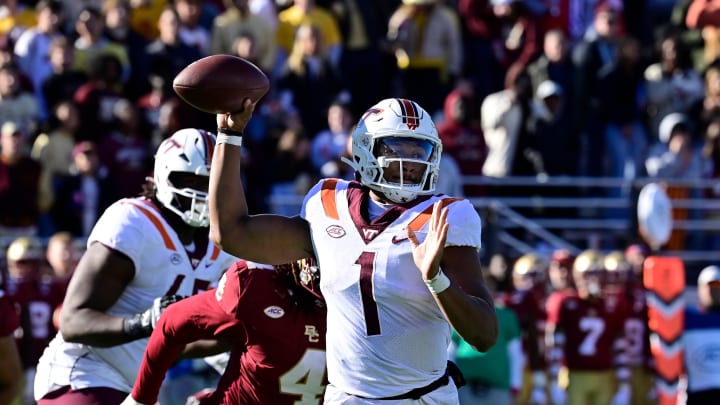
[279,348,327,404]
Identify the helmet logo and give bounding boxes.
[361,107,384,122]
[326,225,346,238]
[397,98,420,130]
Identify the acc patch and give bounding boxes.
[170,253,183,265]
[326,225,346,238]
[264,306,285,319]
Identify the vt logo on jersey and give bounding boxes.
[362,228,379,241]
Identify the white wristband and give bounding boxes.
[216,133,243,147]
[424,269,451,294]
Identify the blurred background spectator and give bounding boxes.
[4,236,65,405]
[0,122,52,238]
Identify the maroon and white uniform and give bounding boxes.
[625,286,653,369]
[546,290,629,370]
[499,288,547,370]
[131,261,328,405]
[5,276,66,369]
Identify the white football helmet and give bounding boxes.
[153,128,215,227]
[342,98,442,203]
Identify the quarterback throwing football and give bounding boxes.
[209,97,498,404]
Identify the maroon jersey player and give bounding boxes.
[4,236,65,402]
[0,288,22,404]
[499,253,548,403]
[546,249,631,405]
[122,259,327,405]
[605,251,654,405]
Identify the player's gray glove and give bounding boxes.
[122,295,184,340]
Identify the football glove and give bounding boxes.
[122,295,184,340]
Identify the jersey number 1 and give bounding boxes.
[357,252,381,336]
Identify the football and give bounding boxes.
[173,55,270,114]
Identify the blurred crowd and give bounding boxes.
[2,1,720,403]
[1,0,720,245]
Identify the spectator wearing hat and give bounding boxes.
[645,113,704,179]
[0,121,53,238]
[4,236,66,405]
[682,265,720,403]
[530,79,577,179]
[50,141,114,237]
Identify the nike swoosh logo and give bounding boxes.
[391,235,409,244]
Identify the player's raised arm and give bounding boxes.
[209,100,313,264]
[408,201,498,352]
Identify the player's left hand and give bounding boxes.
[217,98,255,133]
[408,201,448,281]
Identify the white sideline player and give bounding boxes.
[34,128,237,405]
[210,97,499,404]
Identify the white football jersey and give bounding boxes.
[301,179,481,398]
[34,198,237,398]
